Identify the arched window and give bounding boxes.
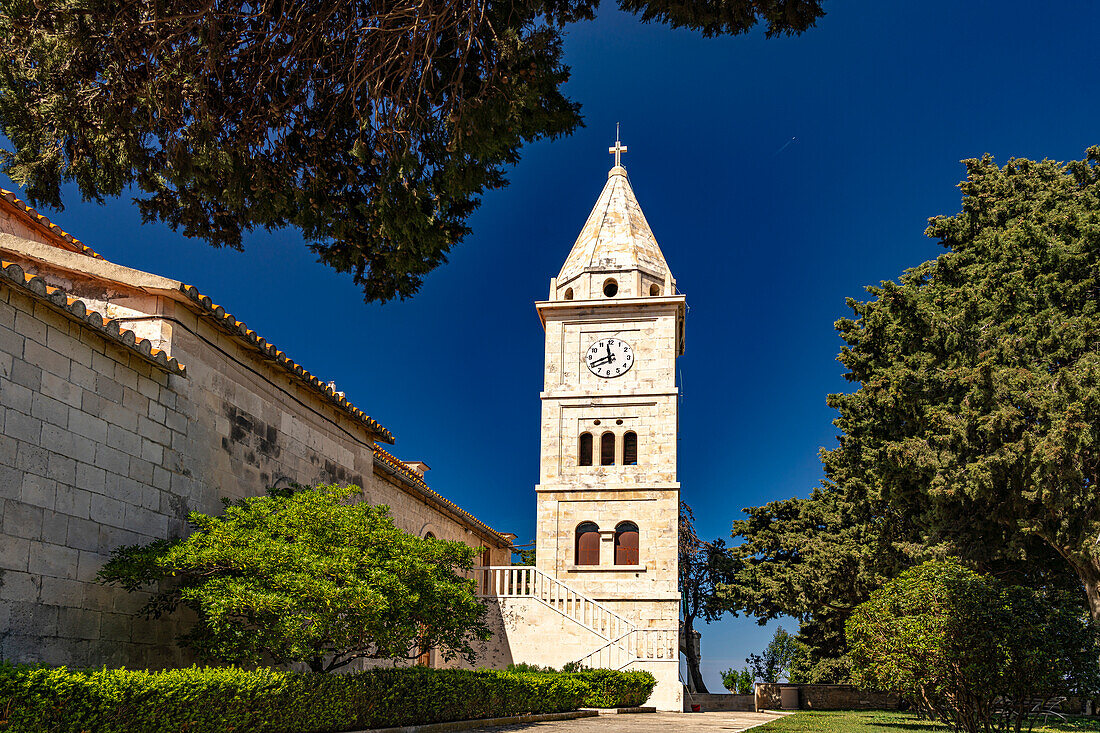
[623,431,638,466]
[650,283,661,296]
[603,278,618,297]
[564,288,574,300]
[424,531,436,539]
[579,432,593,466]
[576,522,600,566]
[600,432,616,465]
[615,522,639,565]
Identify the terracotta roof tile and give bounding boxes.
[1,261,185,375]
[178,283,394,444]
[372,445,509,544]
[0,189,105,260]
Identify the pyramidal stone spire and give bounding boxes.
[557,133,672,292]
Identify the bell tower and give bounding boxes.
[533,135,685,706]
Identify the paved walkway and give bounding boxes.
[464,711,787,733]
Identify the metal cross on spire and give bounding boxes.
[608,123,627,168]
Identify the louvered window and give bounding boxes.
[623,431,638,466]
[579,432,593,466]
[600,432,616,465]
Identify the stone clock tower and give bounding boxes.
[533,137,685,709]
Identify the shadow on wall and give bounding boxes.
[467,598,514,670]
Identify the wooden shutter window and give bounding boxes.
[615,523,639,565]
[579,432,593,466]
[576,522,600,566]
[600,432,616,465]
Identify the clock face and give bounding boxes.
[585,338,635,378]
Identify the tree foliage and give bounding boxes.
[720,667,754,695]
[98,484,489,672]
[0,0,824,301]
[716,483,911,683]
[746,626,805,684]
[829,148,1100,617]
[847,559,1100,733]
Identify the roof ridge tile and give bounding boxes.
[0,189,106,260]
[1,261,185,375]
[178,282,394,444]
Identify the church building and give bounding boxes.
[0,137,687,710]
[0,189,513,670]
[474,138,685,711]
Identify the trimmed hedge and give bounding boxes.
[0,663,655,733]
[573,669,656,708]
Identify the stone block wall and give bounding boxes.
[1,284,192,668]
[754,683,901,711]
[683,693,755,713]
[0,275,508,670]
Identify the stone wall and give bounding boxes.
[0,270,508,670]
[754,684,901,711]
[683,693,754,713]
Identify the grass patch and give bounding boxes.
[756,710,1100,733]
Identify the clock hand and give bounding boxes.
[590,355,612,367]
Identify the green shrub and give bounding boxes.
[847,559,1100,733]
[505,662,557,673]
[0,663,605,733]
[98,485,488,672]
[572,669,656,708]
[503,665,657,708]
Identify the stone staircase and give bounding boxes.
[474,566,677,670]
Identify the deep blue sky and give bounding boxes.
[5,0,1099,691]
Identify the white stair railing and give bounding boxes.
[576,628,680,670]
[474,566,678,670]
[475,566,634,642]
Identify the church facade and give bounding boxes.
[473,143,685,711]
[0,189,513,670]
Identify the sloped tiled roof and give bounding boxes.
[372,444,509,544]
[0,188,394,444]
[0,189,105,260]
[178,284,394,444]
[557,165,671,285]
[0,261,185,375]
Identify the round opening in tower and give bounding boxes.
[603,279,618,297]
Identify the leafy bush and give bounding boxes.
[0,663,641,732]
[847,559,1100,733]
[505,662,558,673]
[573,669,656,708]
[503,664,656,707]
[98,484,487,672]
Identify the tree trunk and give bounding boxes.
[1082,569,1100,622]
[682,618,709,694]
[1064,554,1100,621]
